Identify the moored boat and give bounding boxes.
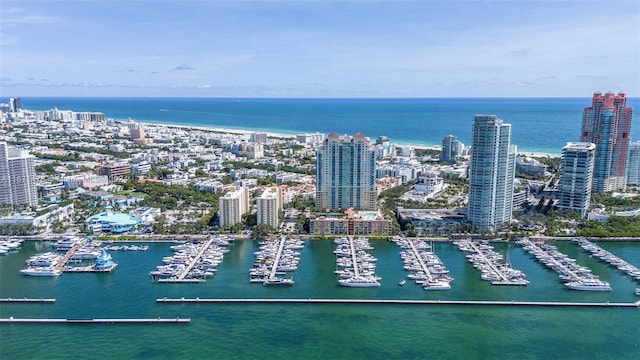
[20,267,62,277]
[564,279,612,291]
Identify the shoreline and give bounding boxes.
[132,118,562,157]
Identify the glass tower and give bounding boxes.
[581,92,633,192]
[467,115,516,232]
[557,142,596,218]
[316,133,377,211]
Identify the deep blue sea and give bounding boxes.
[21,97,640,154]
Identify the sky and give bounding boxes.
[1,0,639,98]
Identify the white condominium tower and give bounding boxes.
[557,142,596,218]
[257,186,281,229]
[316,132,377,211]
[0,142,37,207]
[467,115,517,232]
[218,187,249,229]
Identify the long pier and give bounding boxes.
[349,236,360,278]
[0,298,55,303]
[54,240,87,272]
[173,237,215,282]
[0,317,190,324]
[466,240,512,283]
[156,298,640,308]
[268,236,287,280]
[406,238,434,282]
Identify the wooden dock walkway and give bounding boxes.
[156,297,640,308]
[54,240,87,272]
[0,317,190,324]
[0,298,55,303]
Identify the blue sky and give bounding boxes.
[1,0,638,97]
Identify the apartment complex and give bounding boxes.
[218,187,249,228]
[580,92,633,192]
[467,115,516,232]
[256,186,282,229]
[0,142,38,207]
[315,132,376,211]
[557,142,596,218]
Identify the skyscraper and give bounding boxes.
[316,132,376,211]
[440,134,463,164]
[581,92,633,192]
[625,141,640,186]
[0,142,38,207]
[467,115,516,232]
[557,142,596,218]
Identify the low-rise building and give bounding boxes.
[309,209,392,235]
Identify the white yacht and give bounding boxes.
[423,279,451,290]
[564,280,612,291]
[338,276,381,287]
[20,267,62,277]
[263,277,295,286]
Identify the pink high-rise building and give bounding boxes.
[580,92,633,192]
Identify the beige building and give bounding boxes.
[309,208,392,236]
[256,186,282,229]
[218,187,249,229]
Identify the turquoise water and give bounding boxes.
[1,240,639,359]
[21,97,640,154]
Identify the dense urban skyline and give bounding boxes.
[1,0,638,98]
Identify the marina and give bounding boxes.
[2,238,640,359]
[334,236,381,287]
[151,235,232,282]
[518,238,611,291]
[574,237,640,282]
[392,237,453,290]
[249,236,303,286]
[454,239,529,286]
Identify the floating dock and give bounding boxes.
[63,264,118,273]
[0,298,55,303]
[0,317,190,324]
[156,298,640,308]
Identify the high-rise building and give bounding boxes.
[581,92,633,192]
[557,142,596,218]
[7,97,21,112]
[440,134,463,164]
[626,141,640,186]
[0,142,37,207]
[467,115,517,232]
[257,187,281,229]
[316,132,377,211]
[218,187,249,229]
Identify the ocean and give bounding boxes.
[19,97,640,154]
[1,239,639,359]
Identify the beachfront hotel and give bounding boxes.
[467,115,516,232]
[581,92,633,192]
[218,187,249,229]
[0,142,38,207]
[315,133,377,211]
[557,142,596,218]
[256,186,282,229]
